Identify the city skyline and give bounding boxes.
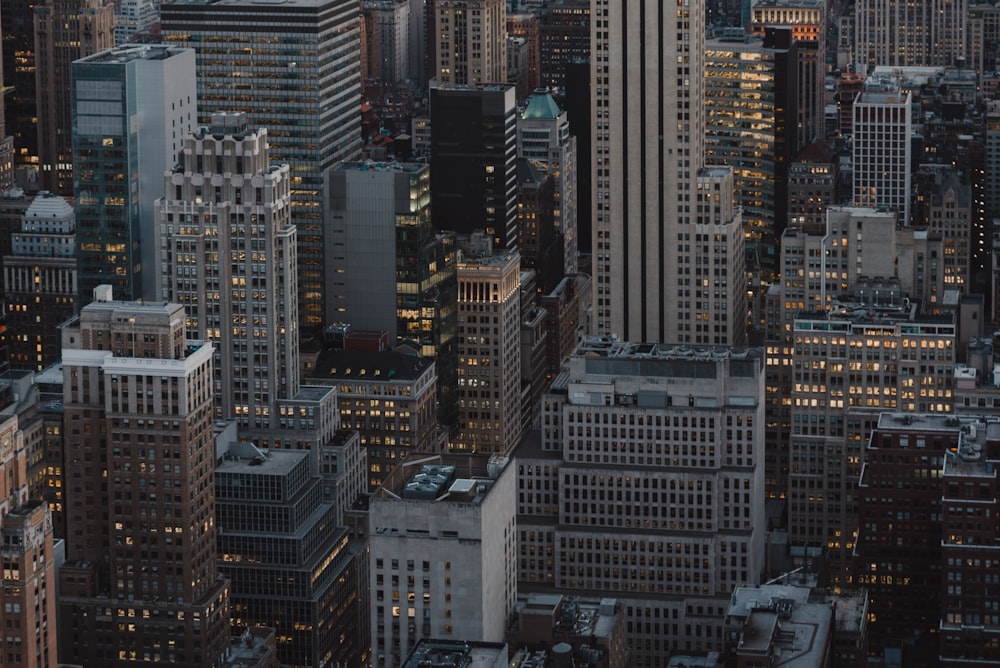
[0,0,997,665]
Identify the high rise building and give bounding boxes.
[114,0,157,45]
[592,1,744,346]
[705,27,797,319]
[938,418,1000,667]
[454,252,522,453]
[538,0,589,95]
[854,0,968,70]
[363,0,410,85]
[516,161,561,293]
[0,8,12,192]
[430,84,518,251]
[0,499,57,668]
[750,0,825,148]
[72,44,197,303]
[34,0,115,194]
[162,0,362,335]
[2,0,41,179]
[0,401,59,668]
[3,191,77,370]
[517,338,766,665]
[518,87,578,275]
[983,101,1000,220]
[788,301,956,585]
[58,286,230,667]
[308,346,440,490]
[326,161,429,335]
[156,112,299,435]
[433,0,506,85]
[852,81,912,224]
[787,141,840,231]
[369,454,516,668]
[216,438,367,668]
[506,13,541,97]
[911,164,972,294]
[854,412,955,659]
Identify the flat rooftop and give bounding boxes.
[333,160,426,173]
[216,447,305,478]
[374,453,510,504]
[402,640,507,668]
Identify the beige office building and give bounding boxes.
[592,1,744,346]
[455,252,523,453]
[517,338,765,666]
[434,0,507,85]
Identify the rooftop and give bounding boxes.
[521,88,562,120]
[220,628,275,668]
[374,453,510,505]
[76,44,189,65]
[729,585,834,667]
[25,192,73,220]
[574,336,758,362]
[402,640,507,668]
[216,444,305,478]
[332,160,426,174]
[309,349,433,383]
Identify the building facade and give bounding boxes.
[518,87,578,275]
[369,454,517,668]
[216,441,366,668]
[363,0,410,85]
[430,84,518,251]
[156,112,299,435]
[58,287,230,666]
[852,83,913,225]
[3,191,77,370]
[433,0,506,85]
[325,161,428,335]
[854,0,967,70]
[72,44,197,303]
[704,28,797,307]
[592,0,747,345]
[308,347,439,490]
[162,0,362,334]
[518,338,766,666]
[788,305,956,585]
[749,0,825,148]
[455,252,522,453]
[34,0,115,193]
[538,0,590,96]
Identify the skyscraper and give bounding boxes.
[854,0,968,70]
[326,161,429,335]
[592,0,744,345]
[454,251,522,453]
[162,0,362,335]
[363,0,410,85]
[0,407,59,668]
[34,0,115,194]
[58,286,230,667]
[72,44,197,303]
[0,7,12,192]
[433,0,506,85]
[156,112,299,435]
[705,27,797,322]
[430,84,518,251]
[2,0,41,178]
[750,0,825,148]
[518,87,578,275]
[369,453,516,668]
[517,338,766,665]
[3,191,77,370]
[852,81,912,224]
